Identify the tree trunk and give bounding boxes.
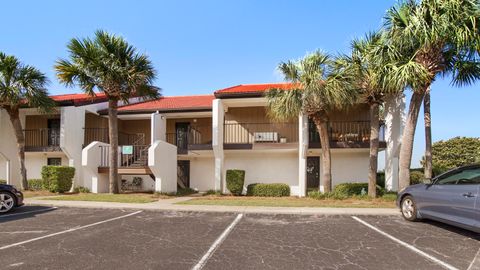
[108,99,119,194]
[398,86,428,191]
[7,108,28,190]
[311,112,332,193]
[423,87,432,180]
[368,102,380,198]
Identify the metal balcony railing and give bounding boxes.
[24,128,60,148]
[99,145,149,168]
[166,125,211,153]
[223,122,298,144]
[84,128,146,147]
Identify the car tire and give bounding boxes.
[0,191,16,213]
[401,195,418,222]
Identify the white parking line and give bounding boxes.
[192,213,243,270]
[467,247,480,270]
[352,216,459,270]
[0,210,142,250]
[0,207,58,218]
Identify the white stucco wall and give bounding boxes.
[25,153,69,179]
[82,141,109,193]
[224,152,299,195]
[60,102,108,188]
[0,110,22,185]
[189,157,215,191]
[149,140,177,193]
[329,151,370,185]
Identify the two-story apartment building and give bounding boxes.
[0,83,405,196]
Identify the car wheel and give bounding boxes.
[401,195,418,221]
[0,192,15,213]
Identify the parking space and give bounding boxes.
[0,207,478,270]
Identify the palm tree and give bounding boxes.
[55,30,159,194]
[333,32,400,197]
[0,52,55,190]
[266,51,355,193]
[384,0,480,190]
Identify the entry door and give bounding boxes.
[177,160,190,188]
[47,119,60,146]
[176,123,189,154]
[307,157,320,189]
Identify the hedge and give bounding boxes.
[246,183,290,197]
[333,183,384,197]
[41,166,75,193]
[226,169,245,195]
[73,186,90,193]
[28,179,44,191]
[410,171,426,185]
[427,137,480,174]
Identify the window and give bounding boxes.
[435,168,480,185]
[47,158,62,166]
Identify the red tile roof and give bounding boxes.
[214,83,295,96]
[115,95,214,113]
[50,93,108,106]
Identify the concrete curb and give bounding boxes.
[25,198,400,216]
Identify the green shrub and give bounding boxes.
[176,187,197,196]
[246,183,290,197]
[41,166,75,193]
[0,179,6,185]
[226,169,245,195]
[204,189,222,196]
[28,179,44,191]
[73,186,90,193]
[333,183,384,197]
[307,191,347,200]
[410,171,425,185]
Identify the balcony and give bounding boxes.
[24,128,61,152]
[84,128,146,147]
[223,122,299,150]
[308,120,386,148]
[166,125,212,154]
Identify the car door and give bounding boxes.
[421,167,480,227]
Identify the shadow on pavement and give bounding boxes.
[422,219,480,240]
[0,206,58,223]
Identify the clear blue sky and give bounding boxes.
[1,0,478,167]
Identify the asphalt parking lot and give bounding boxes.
[0,206,478,270]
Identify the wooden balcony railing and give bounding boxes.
[223,122,298,144]
[24,128,61,151]
[99,145,149,167]
[84,128,146,147]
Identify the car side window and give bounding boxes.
[435,168,480,185]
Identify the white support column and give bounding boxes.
[148,141,177,193]
[298,114,308,197]
[82,141,109,193]
[151,112,166,144]
[212,99,225,192]
[384,93,406,191]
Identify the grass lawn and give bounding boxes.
[41,193,167,203]
[178,196,396,208]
